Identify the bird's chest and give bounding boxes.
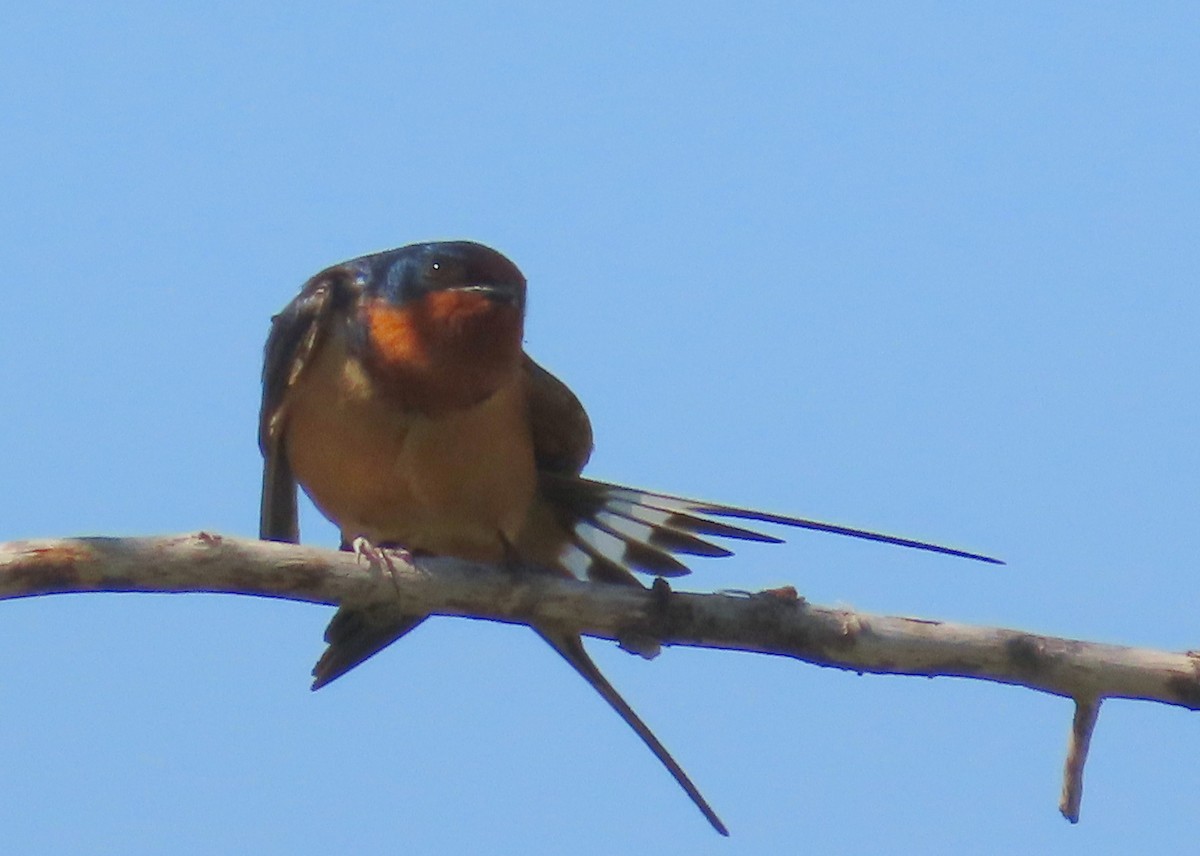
[284,337,537,561]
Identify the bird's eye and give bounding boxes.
[425,256,460,283]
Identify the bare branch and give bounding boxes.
[2,532,1199,821]
[3,533,1199,705]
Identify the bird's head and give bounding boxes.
[345,241,528,413]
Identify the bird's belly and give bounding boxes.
[284,343,537,561]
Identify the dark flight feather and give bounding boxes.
[259,269,361,543]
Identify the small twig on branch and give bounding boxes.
[1,532,1198,820]
[1060,696,1102,823]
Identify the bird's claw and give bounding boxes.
[351,536,409,594]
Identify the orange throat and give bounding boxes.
[361,294,524,414]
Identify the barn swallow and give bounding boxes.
[259,240,999,835]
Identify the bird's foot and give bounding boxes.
[349,536,411,594]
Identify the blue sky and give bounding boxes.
[2,4,1197,853]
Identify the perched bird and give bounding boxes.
[259,240,999,835]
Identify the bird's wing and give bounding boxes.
[523,354,999,585]
[524,354,594,477]
[259,270,358,542]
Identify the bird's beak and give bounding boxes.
[450,282,524,309]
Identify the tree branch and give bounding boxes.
[2,532,1198,820]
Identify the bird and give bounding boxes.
[258,240,1000,835]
